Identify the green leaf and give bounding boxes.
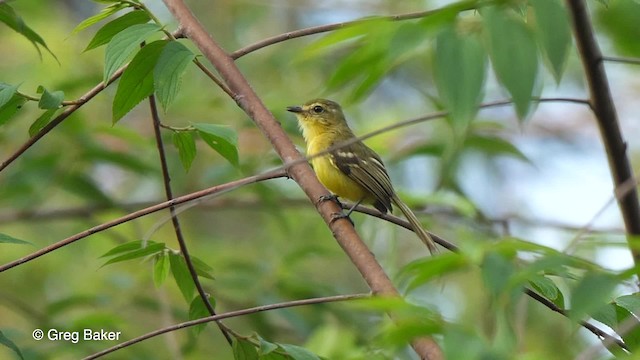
[399,253,469,293]
[83,146,157,174]
[592,302,640,351]
[596,0,640,57]
[233,337,259,360]
[591,303,617,330]
[154,41,196,112]
[169,252,196,302]
[94,0,132,3]
[322,20,398,103]
[0,4,55,59]
[278,343,322,360]
[153,252,170,287]
[325,29,391,103]
[464,134,530,162]
[347,58,389,103]
[258,336,278,355]
[618,309,640,351]
[528,275,565,308]
[615,293,640,314]
[0,233,31,245]
[0,330,24,360]
[0,83,19,108]
[112,40,168,123]
[193,123,239,167]
[104,23,161,82]
[434,26,486,128]
[61,172,112,204]
[172,131,197,172]
[191,256,215,280]
[299,19,383,60]
[71,2,128,35]
[482,252,516,297]
[101,241,166,266]
[0,95,27,127]
[85,10,151,51]
[37,86,64,109]
[188,295,213,337]
[530,0,571,83]
[569,272,618,322]
[100,240,162,258]
[29,109,58,137]
[484,7,538,119]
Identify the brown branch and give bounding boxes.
[0,169,288,273]
[161,1,443,358]
[192,59,235,98]
[83,293,368,360]
[229,2,479,60]
[566,0,640,269]
[148,95,233,344]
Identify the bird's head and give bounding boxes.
[286,99,346,127]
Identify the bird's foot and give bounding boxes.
[329,212,355,226]
[317,194,343,207]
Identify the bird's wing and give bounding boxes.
[329,142,394,213]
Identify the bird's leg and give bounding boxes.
[329,198,364,226]
[344,198,364,218]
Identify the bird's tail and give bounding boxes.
[392,196,438,255]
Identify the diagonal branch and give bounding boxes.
[161,0,443,358]
[0,169,288,273]
[566,0,640,269]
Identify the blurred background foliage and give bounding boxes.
[1,0,640,359]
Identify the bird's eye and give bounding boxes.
[312,105,324,114]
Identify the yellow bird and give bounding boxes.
[287,99,437,254]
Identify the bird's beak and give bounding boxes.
[286,106,303,113]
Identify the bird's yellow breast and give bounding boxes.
[307,133,368,202]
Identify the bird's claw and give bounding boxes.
[317,194,342,207]
[329,212,354,226]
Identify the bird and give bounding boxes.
[287,99,437,254]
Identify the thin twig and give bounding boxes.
[83,293,368,360]
[148,95,233,344]
[229,1,480,60]
[566,0,640,269]
[524,289,628,352]
[602,56,640,65]
[193,58,235,98]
